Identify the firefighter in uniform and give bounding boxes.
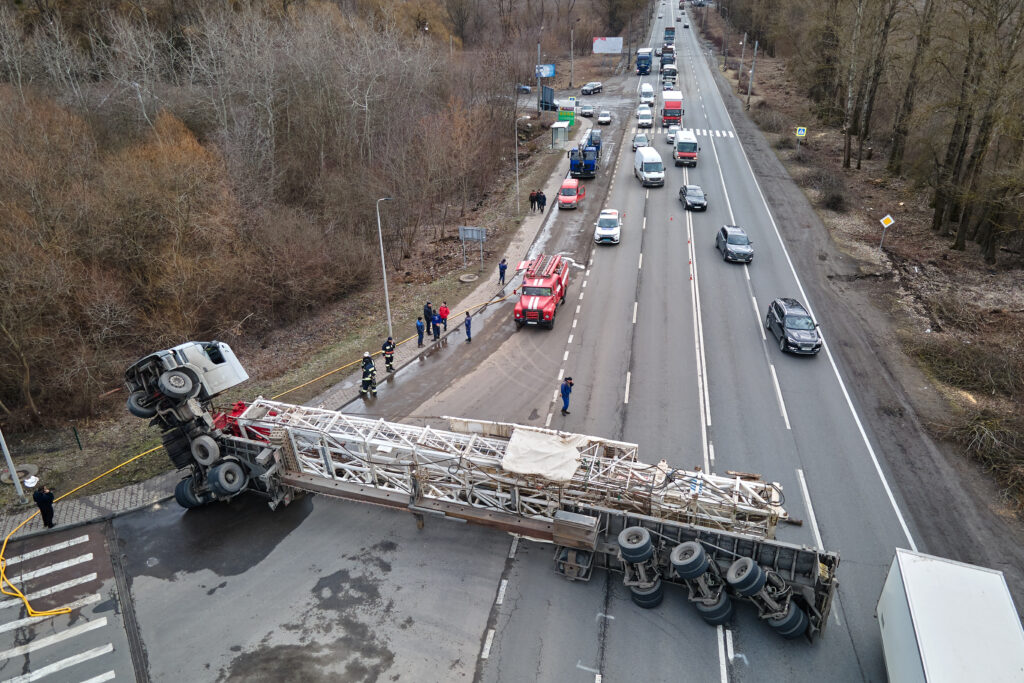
[381,337,396,373]
[360,352,377,398]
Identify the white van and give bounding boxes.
[634,147,665,187]
[640,83,655,105]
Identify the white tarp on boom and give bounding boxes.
[502,428,587,483]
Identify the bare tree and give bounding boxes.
[887,0,937,174]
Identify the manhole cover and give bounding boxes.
[459,274,479,283]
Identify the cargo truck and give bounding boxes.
[664,26,675,44]
[636,48,653,75]
[662,90,684,127]
[877,549,1024,682]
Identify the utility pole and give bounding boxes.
[739,31,747,75]
[570,24,574,88]
[746,40,758,110]
[536,36,542,114]
[0,427,28,505]
[514,85,521,216]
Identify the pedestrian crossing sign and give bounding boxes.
[795,126,807,137]
[880,214,895,228]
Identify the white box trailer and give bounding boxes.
[877,548,1024,682]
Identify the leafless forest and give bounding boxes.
[0,0,646,426]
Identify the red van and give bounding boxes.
[557,178,586,209]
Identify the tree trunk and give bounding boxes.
[888,0,937,175]
[0,321,40,421]
[842,0,866,169]
[856,0,900,170]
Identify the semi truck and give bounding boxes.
[662,90,684,127]
[636,48,653,75]
[124,341,841,641]
[877,549,1024,682]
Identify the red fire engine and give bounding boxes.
[513,254,569,329]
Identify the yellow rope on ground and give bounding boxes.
[3,289,516,618]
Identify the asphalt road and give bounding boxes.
[4,4,976,683]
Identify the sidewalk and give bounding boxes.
[0,124,587,542]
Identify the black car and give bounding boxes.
[715,225,753,262]
[581,81,603,95]
[764,298,822,355]
[680,184,708,210]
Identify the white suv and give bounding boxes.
[594,209,622,244]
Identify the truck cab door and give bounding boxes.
[579,186,586,199]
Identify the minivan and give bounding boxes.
[640,83,655,105]
[557,178,586,209]
[634,147,665,187]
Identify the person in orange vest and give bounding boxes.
[439,302,450,331]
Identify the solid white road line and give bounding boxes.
[725,628,735,661]
[797,469,825,550]
[769,365,792,430]
[0,594,102,635]
[0,617,108,660]
[0,573,98,611]
[17,554,93,582]
[4,644,114,683]
[624,372,632,404]
[3,536,89,567]
[729,94,919,550]
[480,629,495,659]
[717,625,728,682]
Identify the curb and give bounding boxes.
[5,494,177,543]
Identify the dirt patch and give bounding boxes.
[697,10,1024,597]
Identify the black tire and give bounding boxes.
[670,542,709,579]
[174,477,204,509]
[695,591,734,626]
[161,429,194,469]
[127,391,157,418]
[765,314,771,330]
[726,557,767,597]
[191,434,220,467]
[208,460,247,497]
[515,320,524,329]
[158,370,195,401]
[769,602,810,639]
[618,526,653,563]
[779,335,787,353]
[630,579,664,609]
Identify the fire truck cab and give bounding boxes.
[514,254,570,329]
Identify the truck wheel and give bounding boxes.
[515,320,524,329]
[208,460,247,497]
[768,602,809,639]
[158,370,195,401]
[618,526,653,563]
[127,391,157,418]
[670,541,709,579]
[726,557,767,597]
[174,477,204,509]
[695,591,733,626]
[630,579,664,608]
[161,429,194,469]
[191,434,220,467]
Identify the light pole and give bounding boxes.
[514,85,521,215]
[570,18,580,88]
[375,197,395,339]
[0,427,28,505]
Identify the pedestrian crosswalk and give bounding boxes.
[0,532,123,683]
[633,126,736,138]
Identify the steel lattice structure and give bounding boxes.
[235,399,787,538]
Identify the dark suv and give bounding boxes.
[764,298,822,355]
[581,81,603,95]
[715,225,753,262]
[680,184,708,210]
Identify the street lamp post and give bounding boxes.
[0,427,28,505]
[375,197,395,339]
[570,18,580,88]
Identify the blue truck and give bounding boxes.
[569,145,599,179]
[636,48,653,75]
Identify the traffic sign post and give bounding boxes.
[459,226,487,269]
[795,126,806,151]
[879,214,895,249]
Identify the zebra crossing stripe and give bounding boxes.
[0,573,98,610]
[0,594,102,634]
[3,536,90,567]
[79,672,116,683]
[15,553,93,581]
[3,643,114,683]
[0,617,107,659]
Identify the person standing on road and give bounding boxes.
[416,317,425,347]
[360,352,377,398]
[431,311,442,341]
[33,482,55,528]
[464,311,472,342]
[529,190,537,212]
[439,302,450,331]
[537,191,547,213]
[560,377,574,415]
[381,336,396,373]
[498,258,508,286]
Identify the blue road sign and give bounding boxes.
[535,64,556,78]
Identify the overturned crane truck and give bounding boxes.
[125,342,840,641]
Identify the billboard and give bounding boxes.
[593,37,624,54]
[535,64,556,78]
